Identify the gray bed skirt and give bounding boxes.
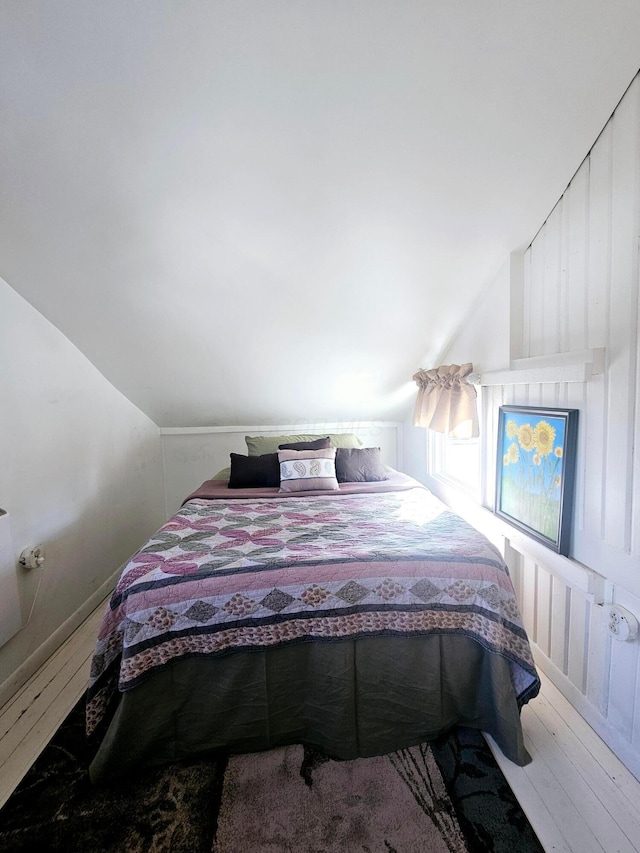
[88,633,534,783]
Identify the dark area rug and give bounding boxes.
[0,697,543,853]
[0,699,227,853]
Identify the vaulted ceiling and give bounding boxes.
[2,1,640,426]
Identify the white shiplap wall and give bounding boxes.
[490,72,640,778]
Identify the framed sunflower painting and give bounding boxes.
[495,406,579,555]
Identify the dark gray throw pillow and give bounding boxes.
[335,447,388,483]
[278,437,331,451]
[228,452,280,488]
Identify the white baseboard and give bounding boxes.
[0,567,120,710]
[531,644,640,783]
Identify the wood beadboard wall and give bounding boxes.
[520,79,640,579]
[492,72,640,778]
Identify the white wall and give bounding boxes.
[404,73,640,778]
[442,255,513,373]
[402,254,512,487]
[0,278,165,700]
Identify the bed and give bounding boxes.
[86,437,540,783]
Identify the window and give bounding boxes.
[429,433,481,493]
[427,389,482,497]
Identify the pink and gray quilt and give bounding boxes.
[86,478,540,735]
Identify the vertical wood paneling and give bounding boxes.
[582,123,612,540]
[483,386,502,508]
[523,383,536,405]
[631,644,640,753]
[522,249,532,358]
[634,245,640,558]
[567,161,590,353]
[586,597,611,717]
[559,186,571,353]
[633,640,640,753]
[540,381,559,409]
[628,590,640,752]
[521,555,537,641]
[503,540,523,604]
[567,382,587,534]
[583,373,607,542]
[522,77,640,557]
[550,576,568,672]
[587,122,613,351]
[604,82,640,550]
[528,226,547,355]
[608,635,639,742]
[566,591,588,693]
[556,380,568,408]
[487,73,640,771]
[610,587,640,747]
[536,565,552,657]
[543,202,563,355]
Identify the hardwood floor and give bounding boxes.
[1,602,640,853]
[488,677,640,853]
[0,602,105,811]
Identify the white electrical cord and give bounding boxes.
[18,546,47,626]
[25,565,45,625]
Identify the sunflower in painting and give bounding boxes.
[517,423,535,452]
[506,419,519,440]
[534,420,556,456]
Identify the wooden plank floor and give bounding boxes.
[2,603,640,853]
[0,601,106,810]
[487,675,640,853]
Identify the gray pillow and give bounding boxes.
[335,447,387,483]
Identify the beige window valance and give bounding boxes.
[412,362,479,438]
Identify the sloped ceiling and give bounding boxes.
[2,1,640,427]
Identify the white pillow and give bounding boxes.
[278,447,339,492]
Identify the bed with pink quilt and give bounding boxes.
[86,465,540,783]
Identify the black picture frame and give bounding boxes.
[495,405,579,555]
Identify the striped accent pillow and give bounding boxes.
[278,447,339,492]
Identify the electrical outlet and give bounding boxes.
[18,545,45,570]
[605,605,638,642]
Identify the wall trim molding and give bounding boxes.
[160,421,403,435]
[470,347,606,386]
[532,644,640,783]
[0,566,121,710]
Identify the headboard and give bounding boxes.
[160,422,403,516]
